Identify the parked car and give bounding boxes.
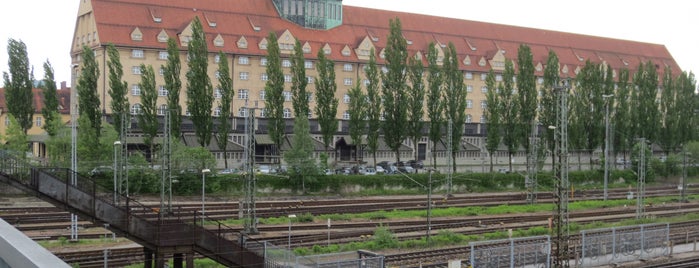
[375,166,385,174]
[407,160,424,169]
[257,165,272,174]
[377,161,392,171]
[363,168,377,175]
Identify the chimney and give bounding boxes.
[60,81,67,90]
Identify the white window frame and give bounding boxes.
[283,91,292,102]
[282,59,291,68]
[343,94,350,103]
[239,72,249,80]
[238,56,249,65]
[158,85,168,96]
[132,49,144,58]
[158,51,168,60]
[283,108,291,118]
[238,89,249,100]
[131,85,141,96]
[304,60,313,69]
[343,63,353,72]
[343,78,352,86]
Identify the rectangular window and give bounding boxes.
[261,73,268,81]
[495,74,503,82]
[158,51,168,60]
[259,90,266,100]
[132,66,141,75]
[131,85,141,96]
[343,78,353,86]
[159,67,165,76]
[158,85,168,96]
[282,59,291,68]
[283,91,292,102]
[238,56,249,65]
[214,54,220,63]
[480,73,487,81]
[465,72,473,80]
[466,85,473,92]
[239,72,249,80]
[307,76,314,83]
[238,89,249,99]
[304,60,313,69]
[260,57,268,66]
[132,49,144,58]
[343,63,353,72]
[284,74,292,83]
[466,100,473,109]
[214,88,222,99]
[481,100,487,109]
[35,116,42,127]
[481,86,488,93]
[343,94,350,103]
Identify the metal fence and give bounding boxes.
[246,241,383,268]
[469,235,551,268]
[580,223,669,267]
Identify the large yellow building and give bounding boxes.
[71,0,681,170]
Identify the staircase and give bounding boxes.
[0,152,265,268]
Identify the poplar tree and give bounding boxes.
[659,66,678,154]
[426,43,443,169]
[347,76,366,164]
[443,43,467,172]
[264,32,285,161]
[613,68,632,161]
[484,70,500,172]
[77,45,102,140]
[570,61,603,169]
[676,71,697,144]
[381,18,409,162]
[40,60,60,136]
[107,43,129,138]
[285,39,316,188]
[406,56,425,162]
[314,48,338,155]
[364,49,381,166]
[499,59,518,171]
[631,61,659,141]
[540,50,560,169]
[3,38,34,133]
[163,38,182,139]
[216,52,234,168]
[137,64,158,162]
[186,17,213,147]
[516,44,537,172]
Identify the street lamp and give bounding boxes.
[113,141,122,204]
[288,214,297,264]
[602,94,614,201]
[201,169,211,222]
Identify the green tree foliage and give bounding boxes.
[77,45,102,146]
[675,71,697,143]
[659,66,678,153]
[443,43,467,172]
[2,39,34,133]
[186,17,213,147]
[285,39,316,188]
[172,144,215,171]
[348,76,366,163]
[216,52,234,168]
[106,44,129,138]
[613,68,632,161]
[40,60,60,136]
[426,43,443,169]
[631,61,660,141]
[290,40,308,117]
[484,70,500,172]
[364,49,381,166]
[570,60,604,168]
[264,32,285,162]
[381,18,409,161]
[540,50,560,169]
[406,56,425,162]
[3,115,28,155]
[314,48,338,155]
[45,118,71,167]
[516,44,537,157]
[499,59,518,171]
[283,115,317,193]
[137,64,158,163]
[164,38,183,139]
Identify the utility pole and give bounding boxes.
[681,151,690,202]
[160,110,172,215]
[446,119,453,196]
[636,138,647,219]
[552,78,571,268]
[70,64,79,241]
[243,102,258,234]
[526,120,538,204]
[602,94,613,201]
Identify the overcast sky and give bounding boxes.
[1,0,697,87]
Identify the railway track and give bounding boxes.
[1,185,696,267]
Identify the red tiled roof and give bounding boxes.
[86,0,681,76]
[0,88,71,115]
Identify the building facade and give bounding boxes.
[70,0,680,170]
